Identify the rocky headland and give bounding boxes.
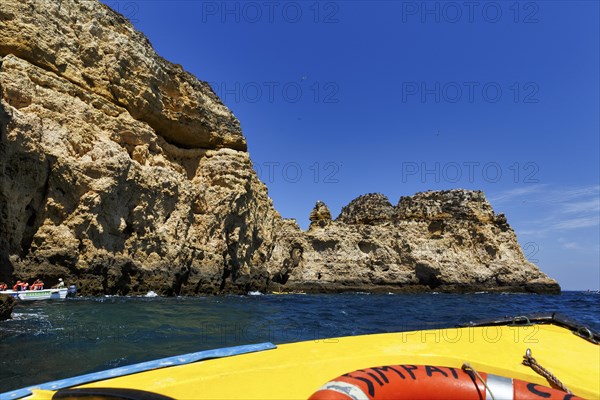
[0,0,560,296]
[269,191,558,294]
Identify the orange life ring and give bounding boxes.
[308,364,581,400]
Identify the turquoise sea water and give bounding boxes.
[1,291,598,392]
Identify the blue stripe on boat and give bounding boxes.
[1,342,277,399]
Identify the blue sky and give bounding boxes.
[105,1,599,290]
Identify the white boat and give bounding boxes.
[0,288,68,301]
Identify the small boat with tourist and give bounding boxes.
[0,287,69,301]
[0,278,76,301]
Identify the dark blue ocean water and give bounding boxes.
[1,291,598,392]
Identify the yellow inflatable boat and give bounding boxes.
[3,314,598,399]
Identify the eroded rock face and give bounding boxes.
[337,193,394,225]
[309,201,332,229]
[0,0,276,295]
[268,190,560,294]
[0,0,560,294]
[396,190,495,223]
[0,0,245,151]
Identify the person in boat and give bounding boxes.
[13,280,28,291]
[53,278,65,289]
[31,279,44,290]
[0,282,7,291]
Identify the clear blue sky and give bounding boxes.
[104,1,599,290]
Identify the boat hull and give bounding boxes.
[3,322,598,399]
[0,288,68,301]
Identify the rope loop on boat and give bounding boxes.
[522,348,572,394]
[576,327,593,340]
[511,316,532,326]
[461,363,496,400]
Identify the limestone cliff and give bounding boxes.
[267,191,559,293]
[0,0,278,295]
[0,0,559,295]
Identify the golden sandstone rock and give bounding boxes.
[273,191,559,294]
[0,0,559,295]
